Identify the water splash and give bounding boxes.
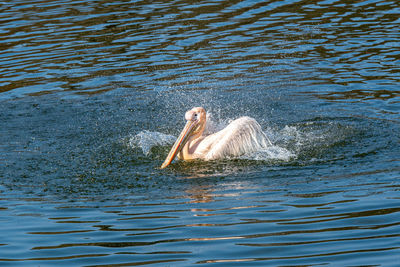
[126,113,296,162]
[126,130,176,156]
[203,111,226,135]
[239,145,296,161]
[125,115,354,164]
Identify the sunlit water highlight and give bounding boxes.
[0,0,399,266]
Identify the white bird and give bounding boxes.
[161,107,272,168]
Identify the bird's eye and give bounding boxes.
[194,113,198,119]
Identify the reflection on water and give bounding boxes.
[1,0,399,266]
[1,174,399,266]
[1,0,399,100]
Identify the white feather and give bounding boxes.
[194,116,272,160]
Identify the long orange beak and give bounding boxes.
[160,120,196,169]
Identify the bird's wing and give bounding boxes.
[196,116,271,160]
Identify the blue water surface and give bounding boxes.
[0,0,399,266]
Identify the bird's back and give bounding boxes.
[195,116,271,160]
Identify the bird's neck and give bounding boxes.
[179,130,204,160]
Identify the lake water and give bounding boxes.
[1,0,399,266]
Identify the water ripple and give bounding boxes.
[1,0,400,266]
[1,0,399,100]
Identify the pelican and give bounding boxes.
[161,107,272,168]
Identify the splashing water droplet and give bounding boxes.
[126,131,176,156]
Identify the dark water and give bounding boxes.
[1,0,399,266]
